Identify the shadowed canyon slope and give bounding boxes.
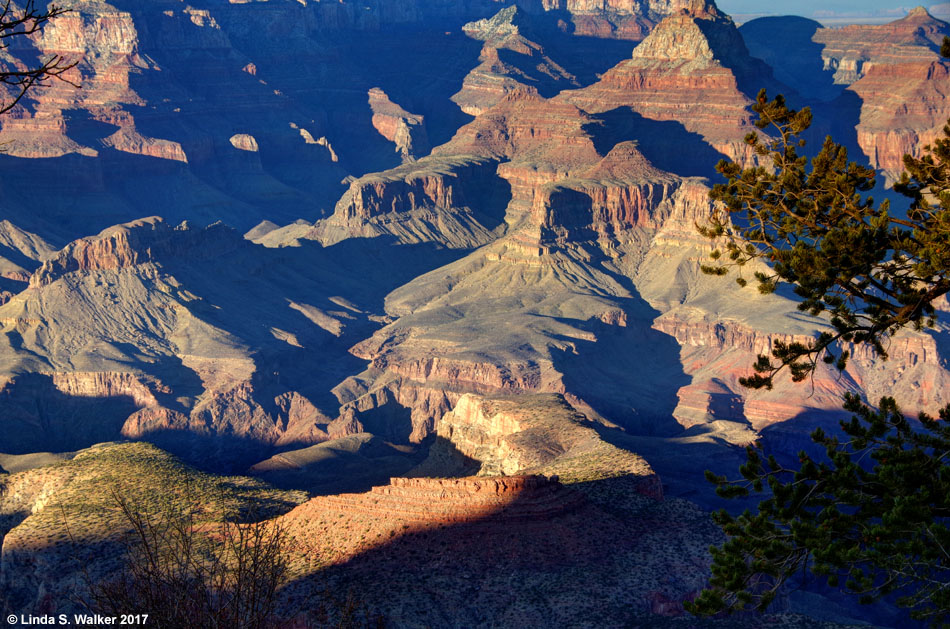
[0,0,700,239]
[1,0,947,480]
[741,7,950,179]
[0,1,948,626]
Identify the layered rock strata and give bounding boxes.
[820,9,950,177]
[422,393,664,499]
[0,217,386,465]
[742,8,950,178]
[276,447,720,627]
[368,87,430,161]
[813,7,949,84]
[560,0,773,171]
[315,474,585,526]
[452,7,582,116]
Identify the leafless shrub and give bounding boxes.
[84,488,289,629]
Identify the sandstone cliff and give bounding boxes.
[742,8,950,179]
[560,0,773,173]
[419,393,662,499]
[452,6,582,116]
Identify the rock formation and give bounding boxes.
[0,1,945,625]
[3,0,946,485]
[321,97,950,455]
[0,217,395,467]
[815,8,950,178]
[0,0,705,241]
[812,7,948,85]
[309,474,586,527]
[742,8,950,179]
[0,221,55,304]
[276,454,720,627]
[420,393,663,500]
[315,155,508,249]
[560,0,775,173]
[849,56,950,179]
[452,7,582,116]
[368,88,431,161]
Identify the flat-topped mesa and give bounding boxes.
[0,6,157,160]
[316,474,587,525]
[319,155,504,249]
[29,218,241,287]
[440,89,602,166]
[388,474,558,494]
[813,8,949,84]
[741,10,948,180]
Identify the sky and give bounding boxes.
[716,1,942,16]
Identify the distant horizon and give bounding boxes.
[717,0,948,22]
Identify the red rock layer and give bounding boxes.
[653,311,950,431]
[313,475,585,525]
[453,7,581,116]
[812,8,950,176]
[529,143,680,245]
[813,7,948,84]
[29,218,239,287]
[560,2,767,165]
[318,89,611,249]
[368,88,430,160]
[851,60,950,176]
[439,89,602,166]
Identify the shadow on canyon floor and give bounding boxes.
[251,434,438,496]
[587,107,729,178]
[0,373,140,454]
[739,16,842,103]
[546,256,692,438]
[279,474,708,628]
